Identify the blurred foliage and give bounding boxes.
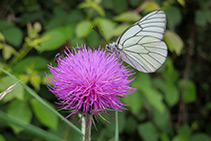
[0,0,211,141]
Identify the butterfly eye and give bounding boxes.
[106,45,110,50]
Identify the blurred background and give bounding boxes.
[0,0,211,141]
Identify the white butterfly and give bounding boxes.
[106,10,168,73]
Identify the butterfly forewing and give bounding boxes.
[116,10,167,73]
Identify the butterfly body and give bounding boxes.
[106,10,168,73]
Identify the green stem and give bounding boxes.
[115,111,119,141]
[82,114,92,141]
[8,43,32,67]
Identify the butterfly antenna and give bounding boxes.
[92,26,109,44]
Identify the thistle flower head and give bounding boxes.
[46,45,136,118]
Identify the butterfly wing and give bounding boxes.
[116,10,167,73]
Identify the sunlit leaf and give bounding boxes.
[113,12,141,22]
[39,26,69,52]
[30,74,41,90]
[177,0,185,6]
[2,45,12,60]
[112,24,129,37]
[92,3,105,16]
[164,30,184,55]
[94,18,116,39]
[140,1,160,12]
[0,135,5,141]
[75,20,92,38]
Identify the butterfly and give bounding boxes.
[106,10,168,73]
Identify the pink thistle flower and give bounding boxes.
[46,45,136,118]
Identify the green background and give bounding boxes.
[0,0,211,140]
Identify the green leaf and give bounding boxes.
[163,83,179,107]
[164,30,184,55]
[7,99,32,133]
[0,135,5,141]
[166,7,182,28]
[12,56,49,73]
[143,88,165,113]
[68,10,85,23]
[101,0,114,9]
[94,18,116,39]
[141,1,160,12]
[113,0,128,14]
[2,45,12,60]
[39,26,68,52]
[195,10,207,26]
[129,0,141,7]
[0,32,5,41]
[178,124,191,137]
[113,12,141,22]
[153,109,171,132]
[132,73,151,90]
[204,10,211,23]
[122,91,142,115]
[124,117,137,134]
[64,23,75,39]
[179,80,196,103]
[31,99,58,130]
[172,135,189,141]
[0,43,3,49]
[75,20,92,38]
[30,75,41,90]
[162,58,179,83]
[177,0,185,6]
[112,24,129,37]
[2,27,23,47]
[0,76,24,102]
[173,125,191,141]
[190,133,211,141]
[87,31,101,48]
[0,20,15,29]
[138,122,159,141]
[160,133,170,141]
[93,3,105,16]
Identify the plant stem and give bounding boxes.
[83,114,92,141]
[115,111,119,141]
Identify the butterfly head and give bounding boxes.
[106,42,118,53]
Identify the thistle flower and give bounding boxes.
[46,45,136,118]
